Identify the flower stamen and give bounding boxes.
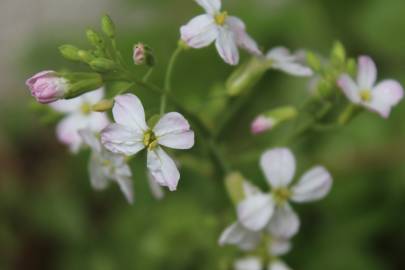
[360,89,372,102]
[143,130,158,150]
[81,102,92,115]
[272,187,292,205]
[214,11,228,26]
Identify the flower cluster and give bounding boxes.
[25,0,404,269]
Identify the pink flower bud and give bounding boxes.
[133,43,145,65]
[26,71,69,104]
[251,115,273,134]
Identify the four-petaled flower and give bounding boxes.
[338,55,404,118]
[101,94,195,191]
[180,0,261,65]
[79,129,134,203]
[50,88,110,153]
[266,47,313,77]
[237,148,332,238]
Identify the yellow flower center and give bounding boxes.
[143,130,158,150]
[214,11,228,26]
[360,89,372,102]
[272,187,291,205]
[81,102,92,115]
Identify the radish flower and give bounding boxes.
[338,55,403,118]
[237,148,332,237]
[50,88,109,153]
[266,47,313,77]
[180,0,261,65]
[79,129,133,203]
[101,94,195,191]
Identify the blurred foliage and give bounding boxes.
[1,0,405,269]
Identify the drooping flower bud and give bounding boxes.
[26,71,69,104]
[251,106,298,134]
[133,43,155,66]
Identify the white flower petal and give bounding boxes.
[112,94,148,132]
[50,96,83,113]
[266,47,296,62]
[267,203,300,238]
[291,166,332,203]
[226,16,261,55]
[78,129,102,153]
[357,55,377,89]
[260,148,296,188]
[180,15,218,48]
[147,172,165,200]
[56,114,89,153]
[237,193,274,231]
[243,181,262,197]
[268,260,291,270]
[272,62,313,77]
[218,222,261,251]
[82,88,105,105]
[147,147,180,191]
[195,0,221,15]
[215,27,239,65]
[234,257,262,270]
[366,80,404,118]
[115,175,134,204]
[101,123,145,156]
[153,112,195,149]
[89,154,110,190]
[337,74,361,104]
[270,237,292,257]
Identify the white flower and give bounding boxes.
[180,0,261,65]
[100,94,195,191]
[237,148,332,238]
[338,55,404,118]
[234,257,262,270]
[79,129,133,203]
[50,88,110,153]
[266,47,313,77]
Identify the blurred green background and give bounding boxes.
[1,0,405,269]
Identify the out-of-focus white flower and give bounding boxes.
[180,0,261,65]
[50,88,109,153]
[101,94,194,191]
[338,55,403,118]
[79,129,133,203]
[234,257,262,270]
[268,260,292,270]
[266,47,313,77]
[237,148,333,238]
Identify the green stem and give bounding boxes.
[160,46,183,115]
[142,68,154,82]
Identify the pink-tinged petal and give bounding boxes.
[357,55,377,89]
[266,47,295,62]
[260,148,296,188]
[180,15,218,48]
[49,96,84,113]
[78,129,102,153]
[234,257,262,270]
[291,166,332,203]
[55,114,88,153]
[226,16,261,56]
[87,112,110,133]
[366,80,404,118]
[272,62,313,77]
[26,70,55,87]
[215,27,239,65]
[101,123,145,156]
[147,172,165,200]
[112,94,148,132]
[82,88,105,105]
[267,203,300,238]
[147,147,180,191]
[270,238,292,257]
[219,222,261,251]
[26,70,68,104]
[195,0,221,15]
[251,115,274,134]
[154,112,195,149]
[268,260,291,270]
[242,181,262,197]
[89,154,110,190]
[115,175,134,204]
[237,193,274,231]
[337,74,361,104]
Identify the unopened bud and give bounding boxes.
[59,45,81,61]
[101,15,116,39]
[225,172,245,205]
[78,50,95,63]
[346,58,357,76]
[86,29,104,48]
[306,51,321,72]
[62,72,103,99]
[331,41,346,66]
[251,106,298,134]
[89,58,116,72]
[26,71,69,104]
[92,99,113,112]
[133,43,155,66]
